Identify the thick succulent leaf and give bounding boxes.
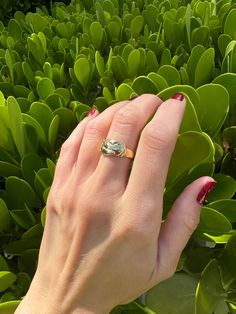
[0,272,17,293]
[166,131,214,185]
[195,259,226,314]
[196,84,229,137]
[205,173,236,202]
[7,96,26,157]
[36,78,55,101]
[145,273,198,314]
[194,206,232,239]
[74,58,91,88]
[5,176,37,210]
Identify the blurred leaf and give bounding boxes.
[0,271,16,293]
[6,176,37,210]
[37,78,55,101]
[0,301,21,314]
[146,273,198,314]
[7,96,25,158]
[195,259,226,314]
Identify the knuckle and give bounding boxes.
[113,107,139,131]
[142,123,173,152]
[182,212,200,235]
[84,118,104,139]
[60,141,72,155]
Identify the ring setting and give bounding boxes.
[100,139,134,159]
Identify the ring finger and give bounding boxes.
[95,94,163,190]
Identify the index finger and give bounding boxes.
[125,94,186,220]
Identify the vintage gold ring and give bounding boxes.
[100,139,134,159]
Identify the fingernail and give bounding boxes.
[171,93,185,101]
[87,108,99,117]
[197,181,217,205]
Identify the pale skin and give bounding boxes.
[15,94,215,314]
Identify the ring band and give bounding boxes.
[100,139,134,159]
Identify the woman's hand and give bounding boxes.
[15,94,216,314]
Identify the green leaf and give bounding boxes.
[95,51,105,77]
[21,153,45,185]
[111,55,127,83]
[37,78,55,101]
[22,114,48,149]
[157,65,181,86]
[195,259,226,314]
[191,26,210,47]
[90,21,103,50]
[167,131,214,185]
[145,273,198,314]
[0,272,16,293]
[218,234,236,291]
[130,15,144,38]
[74,58,91,88]
[107,21,121,41]
[29,102,54,135]
[48,115,60,152]
[147,73,169,92]
[127,49,141,78]
[0,301,21,314]
[5,49,14,84]
[7,96,25,157]
[224,9,236,39]
[186,45,205,85]
[116,83,134,101]
[18,249,39,277]
[6,176,37,210]
[194,48,215,88]
[196,84,229,137]
[194,206,232,238]
[0,161,21,177]
[9,207,35,230]
[0,199,11,232]
[34,168,53,198]
[8,19,22,40]
[205,173,236,202]
[132,76,158,95]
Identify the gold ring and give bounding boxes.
[100,139,134,159]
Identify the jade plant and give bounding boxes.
[0,0,236,313]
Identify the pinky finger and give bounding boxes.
[153,176,216,283]
[53,109,99,187]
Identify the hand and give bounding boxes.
[15,94,216,314]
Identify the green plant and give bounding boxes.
[0,0,236,313]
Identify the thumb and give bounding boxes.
[154,176,216,282]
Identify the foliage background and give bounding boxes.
[0,0,236,313]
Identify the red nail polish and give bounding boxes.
[197,181,217,205]
[87,108,98,117]
[171,93,185,101]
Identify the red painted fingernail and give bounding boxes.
[197,181,217,205]
[87,108,98,117]
[171,93,185,101]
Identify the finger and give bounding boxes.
[125,94,186,223]
[95,94,163,192]
[75,100,131,181]
[152,176,216,283]
[53,109,99,187]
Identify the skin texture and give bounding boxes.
[15,94,215,314]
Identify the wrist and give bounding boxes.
[14,275,111,314]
